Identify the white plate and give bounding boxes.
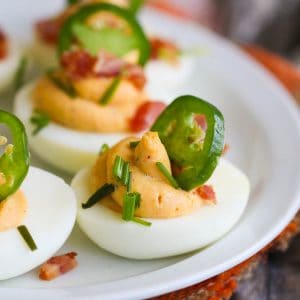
[1,1,300,299]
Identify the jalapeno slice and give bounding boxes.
[151,95,224,191]
[0,110,29,201]
[58,3,150,66]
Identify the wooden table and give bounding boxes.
[234,235,300,300]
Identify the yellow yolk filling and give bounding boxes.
[90,132,203,218]
[32,77,146,132]
[0,190,27,232]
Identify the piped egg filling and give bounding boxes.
[32,50,147,133]
[89,131,207,219]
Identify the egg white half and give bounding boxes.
[71,158,250,259]
[145,55,194,100]
[0,167,77,280]
[14,82,129,173]
[0,39,21,92]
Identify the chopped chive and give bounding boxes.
[112,156,132,191]
[82,183,115,209]
[132,217,152,227]
[127,171,132,192]
[129,0,145,14]
[30,110,50,135]
[113,156,124,181]
[99,143,109,155]
[17,225,37,251]
[129,141,140,148]
[122,192,140,221]
[156,162,179,189]
[14,56,28,92]
[99,75,121,105]
[47,70,77,98]
[121,161,130,188]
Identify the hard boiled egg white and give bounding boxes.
[71,158,250,259]
[14,82,129,174]
[0,39,21,92]
[145,55,194,100]
[0,167,76,280]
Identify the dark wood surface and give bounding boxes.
[233,235,300,300]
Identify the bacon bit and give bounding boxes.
[0,29,8,60]
[195,114,207,131]
[150,37,180,63]
[61,50,98,81]
[94,51,125,77]
[61,49,146,88]
[196,185,216,203]
[35,5,77,45]
[39,252,78,281]
[130,101,166,132]
[35,17,63,45]
[125,64,146,89]
[222,144,229,156]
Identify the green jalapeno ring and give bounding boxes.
[0,110,30,201]
[151,95,224,191]
[58,3,150,66]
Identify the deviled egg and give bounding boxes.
[71,95,250,259]
[0,110,76,280]
[32,0,130,69]
[31,1,193,98]
[15,3,167,174]
[0,28,22,93]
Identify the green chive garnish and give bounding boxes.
[30,110,50,135]
[122,192,140,221]
[113,156,132,191]
[127,171,132,192]
[99,75,121,105]
[156,162,179,189]
[129,141,140,149]
[14,56,28,92]
[132,217,152,227]
[121,161,130,188]
[82,183,115,209]
[99,143,109,155]
[17,225,37,251]
[47,70,77,98]
[113,155,124,181]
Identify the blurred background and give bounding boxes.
[151,0,300,61]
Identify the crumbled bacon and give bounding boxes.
[61,49,146,89]
[35,6,76,45]
[0,29,7,60]
[35,17,63,45]
[61,50,98,81]
[39,252,78,281]
[130,101,166,132]
[195,114,207,131]
[150,37,180,63]
[94,51,125,77]
[196,185,216,203]
[124,64,146,89]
